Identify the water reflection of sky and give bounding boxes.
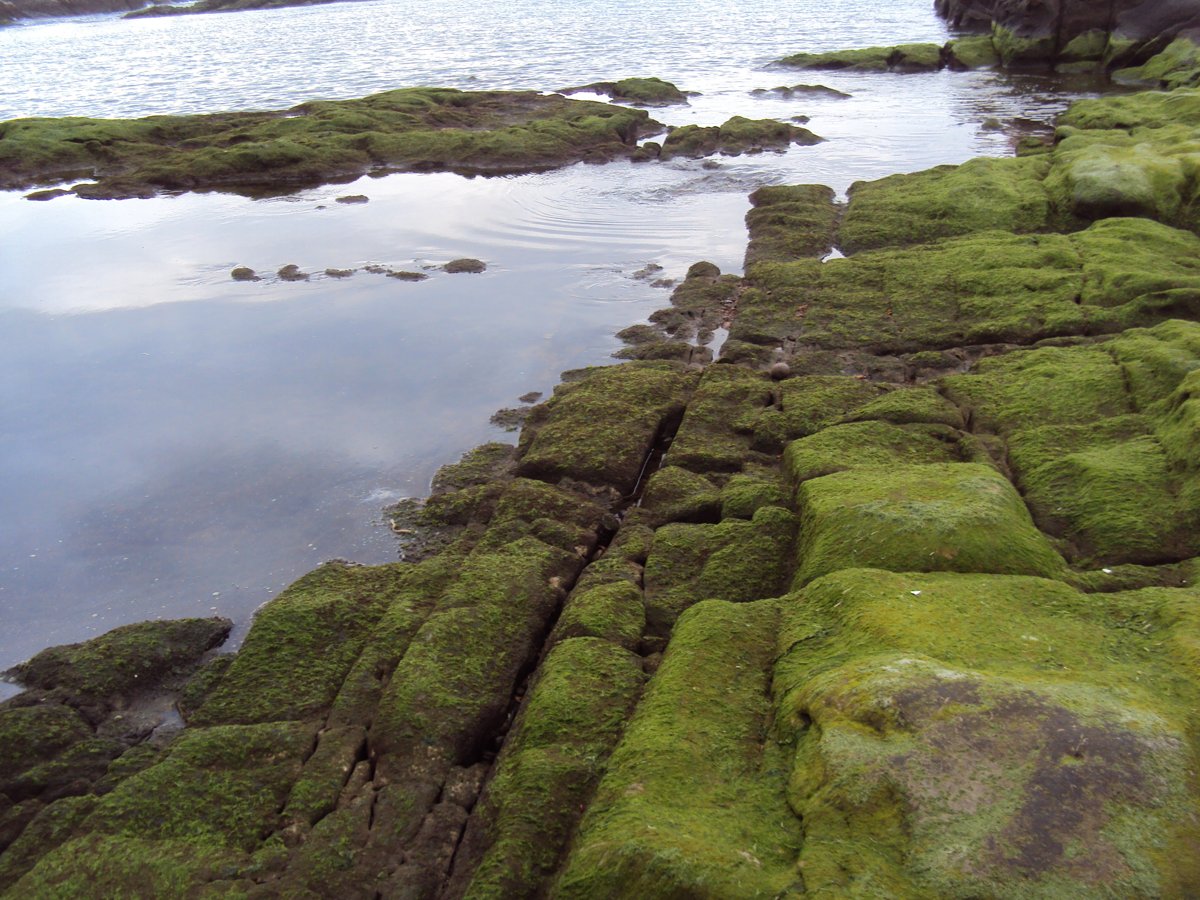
[0,0,1112,690]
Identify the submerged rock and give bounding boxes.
[779,42,944,72]
[276,263,308,281]
[660,116,823,159]
[443,257,486,274]
[559,76,688,106]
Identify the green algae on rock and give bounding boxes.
[774,569,1200,896]
[517,361,696,493]
[559,76,689,106]
[447,637,644,898]
[555,599,804,898]
[658,116,823,160]
[792,463,1066,587]
[0,88,660,198]
[743,183,838,265]
[779,42,944,72]
[5,617,230,708]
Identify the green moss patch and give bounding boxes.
[551,581,645,651]
[0,704,92,796]
[779,43,943,72]
[659,116,822,160]
[191,562,404,725]
[560,77,688,106]
[773,569,1200,896]
[370,537,579,783]
[736,219,1200,356]
[665,365,774,473]
[945,35,1000,69]
[784,421,966,484]
[793,463,1065,586]
[7,833,252,896]
[1114,37,1200,89]
[640,465,722,524]
[838,155,1050,252]
[6,618,231,706]
[0,88,657,198]
[517,361,695,494]
[555,600,803,897]
[453,638,643,899]
[87,720,313,851]
[943,323,1200,565]
[744,183,838,266]
[643,506,796,634]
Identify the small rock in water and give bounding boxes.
[387,270,429,282]
[444,258,487,274]
[490,407,529,431]
[231,266,260,282]
[335,194,369,204]
[518,391,543,404]
[277,264,309,282]
[324,268,354,278]
[632,263,664,280]
[363,264,389,274]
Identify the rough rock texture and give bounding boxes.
[5,45,1200,900]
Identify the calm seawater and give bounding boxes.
[0,0,1105,692]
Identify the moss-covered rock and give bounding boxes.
[86,720,313,850]
[449,637,643,898]
[643,506,797,633]
[744,183,838,266]
[639,465,722,524]
[554,599,803,897]
[1045,133,1189,224]
[191,562,403,726]
[7,833,249,896]
[839,155,1050,253]
[736,219,1200,357]
[370,537,579,785]
[750,376,887,452]
[945,34,1000,68]
[5,618,231,708]
[943,322,1200,565]
[550,580,645,651]
[0,704,92,791]
[793,463,1065,586]
[991,23,1056,66]
[1114,37,1200,89]
[0,88,658,198]
[659,116,822,160]
[0,795,95,891]
[774,569,1200,896]
[784,420,966,484]
[720,469,790,519]
[518,361,695,494]
[560,77,688,107]
[779,43,943,72]
[665,365,774,473]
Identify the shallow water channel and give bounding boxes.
[0,0,1110,689]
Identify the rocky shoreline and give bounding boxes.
[4,4,1200,897]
